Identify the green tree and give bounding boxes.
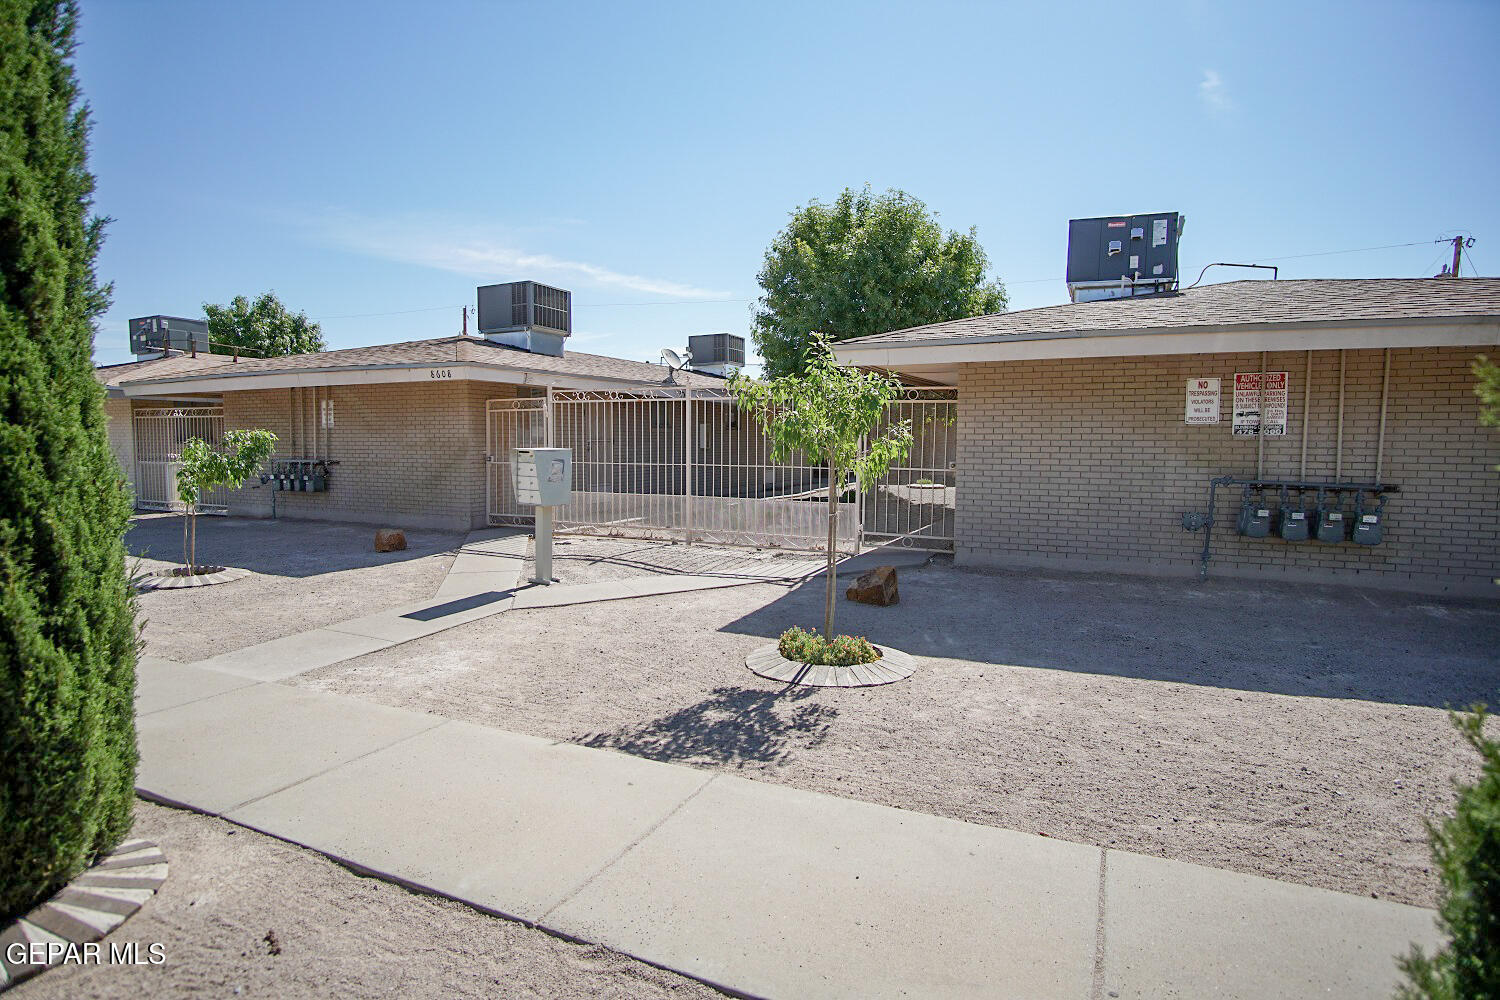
[203,292,324,358]
[0,0,140,918]
[730,334,913,639]
[174,430,277,572]
[1475,356,1500,430]
[752,185,1006,377]
[1396,708,1500,1000]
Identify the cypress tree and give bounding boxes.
[0,0,139,918]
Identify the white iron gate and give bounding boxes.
[486,386,956,553]
[132,406,234,514]
[861,388,957,550]
[486,397,548,525]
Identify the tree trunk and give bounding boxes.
[181,509,189,571]
[825,456,838,639]
[188,508,197,572]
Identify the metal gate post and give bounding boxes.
[683,387,694,543]
[544,385,555,447]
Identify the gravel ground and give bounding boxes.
[296,559,1500,908]
[525,534,822,585]
[12,801,720,1000]
[128,515,463,663]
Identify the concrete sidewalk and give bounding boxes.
[134,657,1440,1000]
[188,530,826,683]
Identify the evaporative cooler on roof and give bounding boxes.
[687,333,746,376]
[476,281,572,356]
[1065,213,1184,303]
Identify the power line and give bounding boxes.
[1243,240,1436,264]
[575,297,752,308]
[316,303,466,321]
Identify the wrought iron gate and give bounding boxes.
[486,398,548,525]
[485,387,956,553]
[861,388,957,550]
[131,406,234,514]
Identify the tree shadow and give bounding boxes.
[577,686,838,767]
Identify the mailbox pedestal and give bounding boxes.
[511,447,572,585]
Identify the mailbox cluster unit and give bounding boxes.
[510,448,572,507]
[266,459,330,493]
[1235,484,1389,546]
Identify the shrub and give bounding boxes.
[0,1,139,918]
[777,627,880,666]
[1395,707,1500,999]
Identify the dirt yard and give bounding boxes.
[12,801,718,1000]
[296,558,1500,909]
[128,515,462,663]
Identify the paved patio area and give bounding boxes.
[135,656,1441,1000]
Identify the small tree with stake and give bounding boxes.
[173,430,276,573]
[730,333,913,641]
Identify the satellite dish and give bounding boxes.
[661,348,691,369]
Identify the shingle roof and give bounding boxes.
[842,278,1500,348]
[94,353,234,389]
[104,336,725,388]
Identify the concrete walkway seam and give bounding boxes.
[537,773,722,926]
[1091,849,1109,1000]
[216,715,451,816]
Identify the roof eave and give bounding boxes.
[834,313,1500,354]
[117,357,699,395]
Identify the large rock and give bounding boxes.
[846,565,899,606]
[374,528,407,553]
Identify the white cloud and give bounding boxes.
[1199,69,1231,113]
[301,210,728,300]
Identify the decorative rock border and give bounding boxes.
[136,566,252,591]
[0,839,168,992]
[746,644,917,688]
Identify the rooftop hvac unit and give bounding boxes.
[686,333,746,376]
[476,281,572,356]
[1065,213,1184,302]
[129,315,209,356]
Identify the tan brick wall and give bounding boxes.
[103,397,135,491]
[221,381,518,531]
[956,346,1500,596]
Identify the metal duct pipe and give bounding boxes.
[1256,350,1267,479]
[1334,351,1347,480]
[1375,348,1392,483]
[1299,350,1312,479]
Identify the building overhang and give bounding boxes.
[118,360,691,397]
[831,316,1500,385]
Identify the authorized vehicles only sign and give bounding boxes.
[1232,371,1288,437]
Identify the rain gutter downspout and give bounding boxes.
[1375,347,1392,484]
[1299,350,1312,479]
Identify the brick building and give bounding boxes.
[97,337,723,532]
[832,278,1500,597]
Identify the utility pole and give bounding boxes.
[1450,235,1464,278]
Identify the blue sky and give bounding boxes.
[78,0,1499,369]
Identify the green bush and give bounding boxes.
[1396,707,1500,999]
[0,1,139,919]
[777,627,881,666]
